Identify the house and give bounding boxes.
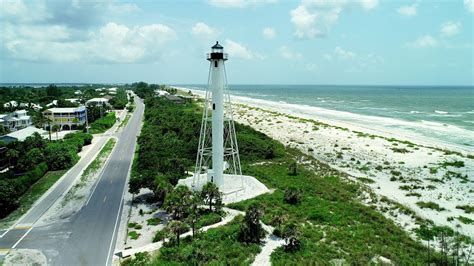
[43,106,87,131]
[0,126,48,143]
[65,98,80,104]
[86,98,109,106]
[74,90,83,95]
[46,100,58,107]
[155,90,170,97]
[3,101,18,108]
[0,110,32,131]
[164,94,185,104]
[18,103,42,111]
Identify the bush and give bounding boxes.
[284,187,302,205]
[153,229,168,243]
[44,142,79,171]
[238,203,265,243]
[89,112,116,134]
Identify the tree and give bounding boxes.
[17,148,43,172]
[282,223,302,252]
[200,182,222,212]
[271,210,289,237]
[6,149,19,168]
[187,191,202,238]
[153,178,173,203]
[46,84,61,97]
[167,220,188,246]
[284,187,302,205]
[163,185,191,220]
[24,132,47,150]
[238,203,265,243]
[52,124,60,140]
[44,142,79,170]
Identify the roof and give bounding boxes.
[4,126,47,142]
[45,106,86,113]
[212,41,223,49]
[19,115,31,120]
[164,95,184,102]
[14,110,27,114]
[87,98,109,103]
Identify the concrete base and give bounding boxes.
[178,174,270,204]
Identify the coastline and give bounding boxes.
[175,86,474,239]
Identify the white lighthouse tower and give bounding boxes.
[193,42,243,192]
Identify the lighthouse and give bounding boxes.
[193,42,243,192]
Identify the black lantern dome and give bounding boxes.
[207,41,228,61]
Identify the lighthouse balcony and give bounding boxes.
[207,52,228,60]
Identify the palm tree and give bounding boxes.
[167,220,188,246]
[6,149,19,168]
[200,182,222,212]
[52,124,60,140]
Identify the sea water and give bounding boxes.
[180,85,474,152]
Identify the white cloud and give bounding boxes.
[262,27,276,39]
[192,22,218,40]
[334,46,356,59]
[279,46,302,60]
[0,0,178,64]
[360,0,378,10]
[397,3,417,16]
[440,21,461,37]
[224,39,263,60]
[3,22,177,63]
[465,0,474,13]
[290,0,345,39]
[209,0,276,8]
[409,35,438,48]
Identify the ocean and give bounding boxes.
[179,85,474,152]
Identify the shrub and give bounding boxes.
[238,203,265,243]
[455,205,474,214]
[153,229,168,243]
[284,187,302,205]
[128,231,140,240]
[147,217,161,226]
[416,201,445,211]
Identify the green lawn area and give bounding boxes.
[0,169,67,229]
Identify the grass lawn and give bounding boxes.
[0,170,67,229]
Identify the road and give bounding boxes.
[0,96,144,265]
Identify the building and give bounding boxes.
[43,106,87,131]
[46,100,58,107]
[74,90,83,95]
[0,110,32,131]
[86,98,109,106]
[3,101,18,109]
[164,94,185,104]
[65,98,80,104]
[0,126,48,143]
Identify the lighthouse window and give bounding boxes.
[213,103,216,110]
[214,61,218,67]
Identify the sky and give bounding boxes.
[0,0,473,85]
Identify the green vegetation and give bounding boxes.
[356,177,375,184]
[0,169,67,228]
[109,88,128,109]
[128,230,140,240]
[82,138,115,179]
[0,132,92,219]
[457,216,473,225]
[456,204,474,214]
[147,217,161,226]
[89,112,116,134]
[151,217,260,265]
[416,201,446,211]
[119,114,131,129]
[440,160,465,168]
[127,94,452,265]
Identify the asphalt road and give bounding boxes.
[0,96,144,265]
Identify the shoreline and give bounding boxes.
[179,86,473,155]
[174,86,474,239]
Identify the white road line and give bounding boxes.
[11,227,33,249]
